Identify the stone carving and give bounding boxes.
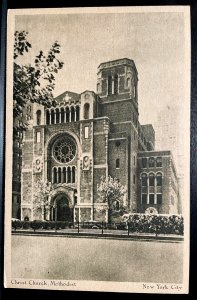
[85,93,90,100]
[63,93,72,102]
[83,156,90,170]
[33,157,42,173]
[145,207,158,215]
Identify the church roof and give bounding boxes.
[55,91,80,104]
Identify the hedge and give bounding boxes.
[11,214,184,235]
[126,214,184,235]
[11,220,74,231]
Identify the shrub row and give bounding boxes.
[11,220,74,231]
[126,214,184,235]
[11,214,184,235]
[11,220,119,231]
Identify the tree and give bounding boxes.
[33,180,53,220]
[97,175,127,222]
[13,31,64,134]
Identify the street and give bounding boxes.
[11,235,183,283]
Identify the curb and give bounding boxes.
[11,231,184,242]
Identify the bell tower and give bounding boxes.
[97,58,139,124]
[97,58,138,108]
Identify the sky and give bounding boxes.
[14,9,189,173]
[15,11,186,121]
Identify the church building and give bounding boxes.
[13,58,180,222]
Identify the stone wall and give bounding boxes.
[80,207,91,221]
[101,100,133,123]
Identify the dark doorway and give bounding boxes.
[52,194,72,221]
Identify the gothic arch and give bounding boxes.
[50,186,75,207]
[50,192,73,222]
[36,110,41,125]
[84,103,90,119]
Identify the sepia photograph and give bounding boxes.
[4,6,190,294]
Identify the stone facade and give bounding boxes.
[12,58,180,221]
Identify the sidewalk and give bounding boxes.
[11,228,184,242]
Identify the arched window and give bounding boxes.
[53,168,57,184]
[114,74,118,94]
[76,106,80,121]
[97,83,101,93]
[61,108,65,123]
[115,200,120,211]
[149,173,155,186]
[156,173,162,186]
[72,166,75,183]
[36,110,41,125]
[58,167,61,183]
[126,77,130,87]
[63,167,66,183]
[51,110,55,124]
[67,167,71,183]
[66,107,69,122]
[149,157,155,168]
[141,173,147,186]
[84,103,89,120]
[46,110,50,125]
[71,106,75,122]
[108,75,112,95]
[56,108,60,124]
[142,157,147,168]
[156,157,162,167]
[116,158,120,169]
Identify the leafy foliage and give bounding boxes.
[97,175,126,211]
[33,180,53,220]
[11,214,184,235]
[122,213,184,235]
[13,31,64,134]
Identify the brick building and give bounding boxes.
[12,105,32,219]
[12,58,180,221]
[137,151,180,214]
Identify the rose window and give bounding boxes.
[53,136,76,163]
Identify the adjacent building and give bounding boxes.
[137,151,180,214]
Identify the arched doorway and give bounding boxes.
[51,194,73,221]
